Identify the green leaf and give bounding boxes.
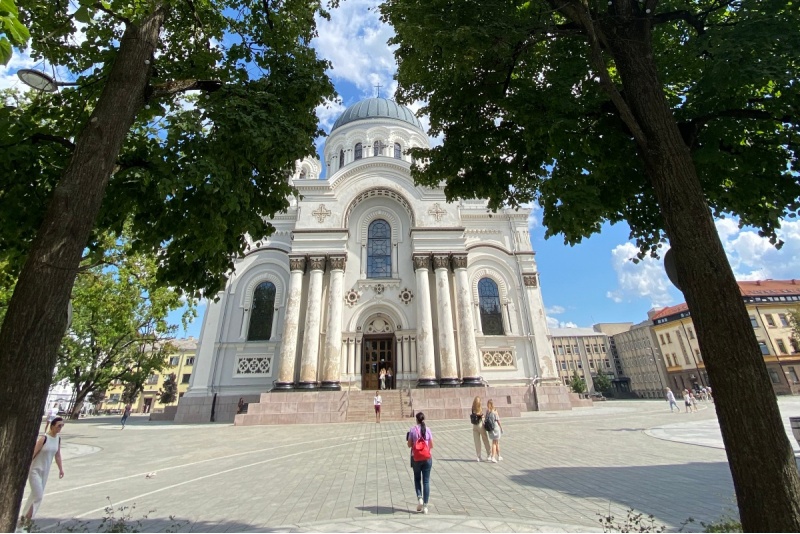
[0,37,10,65]
[73,6,91,23]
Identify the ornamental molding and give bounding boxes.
[233,355,273,377]
[356,278,402,293]
[471,267,510,303]
[412,254,431,271]
[289,256,306,272]
[523,272,539,287]
[398,288,414,305]
[328,255,347,271]
[308,256,327,272]
[451,254,468,270]
[343,187,417,227]
[481,349,516,369]
[240,271,286,309]
[345,289,361,307]
[428,203,447,222]
[359,207,403,245]
[312,204,332,223]
[432,254,451,271]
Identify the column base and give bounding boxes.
[319,381,341,391]
[272,382,295,390]
[461,377,482,387]
[295,381,319,390]
[439,378,461,388]
[417,378,439,388]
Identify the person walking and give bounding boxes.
[665,388,680,412]
[485,399,503,462]
[373,390,382,423]
[470,396,491,462]
[379,368,386,390]
[43,403,59,433]
[120,403,132,429]
[683,389,693,414]
[408,412,433,514]
[19,417,65,530]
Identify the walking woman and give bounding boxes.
[485,399,503,462]
[20,417,65,530]
[470,396,491,462]
[408,412,434,514]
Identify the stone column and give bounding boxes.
[452,254,481,386]
[321,255,346,390]
[523,272,560,382]
[433,254,460,387]
[413,254,437,387]
[403,336,411,379]
[297,256,326,389]
[347,337,356,377]
[275,256,306,389]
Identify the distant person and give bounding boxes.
[470,396,491,462]
[19,417,65,530]
[43,403,59,433]
[386,367,394,390]
[408,412,433,514]
[379,368,387,390]
[665,388,680,412]
[683,389,693,414]
[689,392,699,412]
[237,397,245,414]
[121,403,132,429]
[485,399,503,462]
[374,391,382,424]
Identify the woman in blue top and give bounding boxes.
[407,412,434,514]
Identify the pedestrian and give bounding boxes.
[43,403,59,433]
[386,367,393,390]
[665,388,680,412]
[470,396,491,462]
[237,397,245,414]
[690,392,699,412]
[683,389,693,414]
[120,403,132,429]
[407,412,433,514]
[374,390,382,423]
[19,417,65,530]
[485,399,503,462]
[706,386,713,402]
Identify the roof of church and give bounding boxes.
[331,97,423,132]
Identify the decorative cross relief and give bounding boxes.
[312,204,331,223]
[428,203,446,222]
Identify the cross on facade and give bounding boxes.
[375,84,382,98]
[312,204,331,223]
[428,203,446,222]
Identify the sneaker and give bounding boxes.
[498,456,503,462]
[423,506,429,514]
[490,457,497,463]
[476,457,481,462]
[417,497,423,512]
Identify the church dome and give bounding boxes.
[331,97,423,132]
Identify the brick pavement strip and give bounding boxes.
[21,399,778,533]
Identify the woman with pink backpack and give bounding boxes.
[407,412,434,514]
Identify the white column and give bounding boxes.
[403,336,411,379]
[413,255,437,387]
[275,257,306,388]
[524,273,560,382]
[347,337,356,377]
[411,337,418,373]
[452,254,481,386]
[298,256,326,388]
[433,254,459,387]
[321,255,346,390]
[475,302,483,335]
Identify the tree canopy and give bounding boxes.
[0,0,28,65]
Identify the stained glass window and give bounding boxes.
[394,143,402,159]
[367,220,391,278]
[339,149,344,169]
[355,143,362,160]
[247,281,276,341]
[478,278,504,335]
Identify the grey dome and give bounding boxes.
[331,97,423,132]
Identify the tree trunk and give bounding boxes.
[0,8,166,531]
[605,18,800,531]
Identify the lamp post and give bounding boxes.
[16,69,79,92]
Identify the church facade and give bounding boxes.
[175,98,565,423]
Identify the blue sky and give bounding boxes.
[3,0,797,337]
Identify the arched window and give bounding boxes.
[247,281,276,341]
[299,169,307,180]
[394,142,402,159]
[478,278,504,335]
[355,143,362,160]
[339,149,345,169]
[367,219,392,278]
[373,140,381,157]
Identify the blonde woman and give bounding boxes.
[485,399,503,463]
[470,396,491,462]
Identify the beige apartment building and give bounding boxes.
[551,327,620,394]
[651,279,800,395]
[612,319,669,399]
[102,338,198,413]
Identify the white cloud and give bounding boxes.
[0,49,35,93]
[546,316,578,329]
[717,218,800,281]
[546,305,565,315]
[315,97,346,133]
[606,242,674,307]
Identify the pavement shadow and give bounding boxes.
[33,515,257,533]
[508,462,737,527]
[355,505,411,515]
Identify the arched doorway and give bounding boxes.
[362,315,396,390]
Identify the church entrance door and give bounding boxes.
[362,336,394,391]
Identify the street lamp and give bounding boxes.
[17,69,79,92]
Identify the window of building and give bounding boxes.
[792,339,800,353]
[367,219,392,278]
[573,345,579,354]
[181,374,191,384]
[684,353,691,365]
[568,361,574,369]
[765,314,776,327]
[589,360,595,369]
[560,361,567,370]
[687,327,695,340]
[768,369,781,384]
[247,281,276,341]
[109,394,121,403]
[592,344,599,353]
[666,333,672,343]
[373,140,381,157]
[339,149,344,169]
[779,313,790,327]
[478,277,504,335]
[659,334,665,345]
[604,359,611,368]
[147,374,159,385]
[601,344,606,352]
[355,142,362,160]
[577,362,583,369]
[694,348,702,362]
[566,345,572,354]
[777,339,789,354]
[394,142,402,159]
[789,367,800,384]
[186,357,195,366]
[169,356,180,366]
[558,346,564,354]
[750,315,759,328]
[299,169,307,180]
[758,341,770,355]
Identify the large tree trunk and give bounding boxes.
[0,8,166,531]
[604,16,800,532]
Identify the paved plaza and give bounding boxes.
[25,398,800,532]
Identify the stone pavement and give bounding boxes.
[26,398,798,533]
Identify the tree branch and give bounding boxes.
[91,2,132,25]
[148,79,223,98]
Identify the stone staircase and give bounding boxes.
[345,389,412,422]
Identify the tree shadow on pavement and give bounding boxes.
[33,515,259,533]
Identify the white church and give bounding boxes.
[174,98,573,424]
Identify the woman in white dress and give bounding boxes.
[20,417,65,528]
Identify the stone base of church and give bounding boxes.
[533,384,574,411]
[174,393,263,424]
